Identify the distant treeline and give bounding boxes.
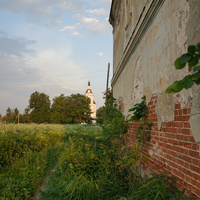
[1,91,92,124]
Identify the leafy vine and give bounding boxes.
[166,42,200,93]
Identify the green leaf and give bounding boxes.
[188,45,196,55]
[193,65,200,72]
[197,43,200,51]
[165,85,174,93]
[171,81,183,93]
[181,77,194,89]
[189,55,199,67]
[179,54,192,64]
[191,72,200,84]
[174,57,186,69]
[194,78,200,85]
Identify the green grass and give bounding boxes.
[0,124,194,200]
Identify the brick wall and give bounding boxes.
[127,94,200,198]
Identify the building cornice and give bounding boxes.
[111,0,166,87]
[109,0,122,26]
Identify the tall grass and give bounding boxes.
[40,125,194,200]
[0,124,66,199]
[0,124,65,171]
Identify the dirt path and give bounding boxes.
[32,166,57,200]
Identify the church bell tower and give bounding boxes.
[85,81,96,119]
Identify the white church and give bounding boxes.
[85,81,96,120]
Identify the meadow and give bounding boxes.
[0,123,193,200]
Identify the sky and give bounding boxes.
[0,0,113,116]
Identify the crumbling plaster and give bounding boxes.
[110,0,200,142]
[187,0,200,144]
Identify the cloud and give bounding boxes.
[0,47,87,115]
[71,31,84,37]
[0,0,88,26]
[96,52,103,56]
[86,20,110,35]
[86,8,107,16]
[0,34,36,57]
[59,25,76,32]
[80,17,99,24]
[25,49,85,90]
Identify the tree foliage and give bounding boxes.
[4,107,21,124]
[166,42,200,93]
[51,93,91,124]
[28,91,51,123]
[96,106,105,124]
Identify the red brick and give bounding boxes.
[189,150,200,158]
[165,122,172,127]
[190,164,200,174]
[176,134,184,140]
[168,127,178,133]
[171,151,179,158]
[183,108,188,114]
[182,167,192,177]
[181,128,191,135]
[192,173,200,181]
[150,105,156,109]
[180,115,190,121]
[193,189,200,198]
[165,132,176,138]
[161,127,168,132]
[149,114,157,118]
[191,158,200,166]
[168,139,178,145]
[175,110,179,115]
[183,122,190,128]
[184,162,190,169]
[175,103,181,109]
[176,146,189,155]
[176,182,185,190]
[190,178,200,188]
[175,116,181,121]
[176,158,185,166]
[192,144,199,151]
[172,122,183,127]
[184,136,195,142]
[181,142,192,149]
[187,108,191,114]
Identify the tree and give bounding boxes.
[28,91,51,123]
[96,106,106,124]
[23,108,31,123]
[50,94,66,124]
[66,93,91,124]
[50,93,91,124]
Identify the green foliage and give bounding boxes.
[0,144,63,199]
[39,125,192,200]
[96,106,106,124]
[128,96,152,143]
[166,42,200,93]
[28,91,51,123]
[0,124,193,199]
[103,103,128,142]
[135,121,151,143]
[128,96,148,121]
[133,173,194,200]
[0,124,65,171]
[50,93,91,124]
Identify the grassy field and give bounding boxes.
[0,123,66,199]
[0,123,193,200]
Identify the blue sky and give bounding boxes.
[0,0,113,116]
